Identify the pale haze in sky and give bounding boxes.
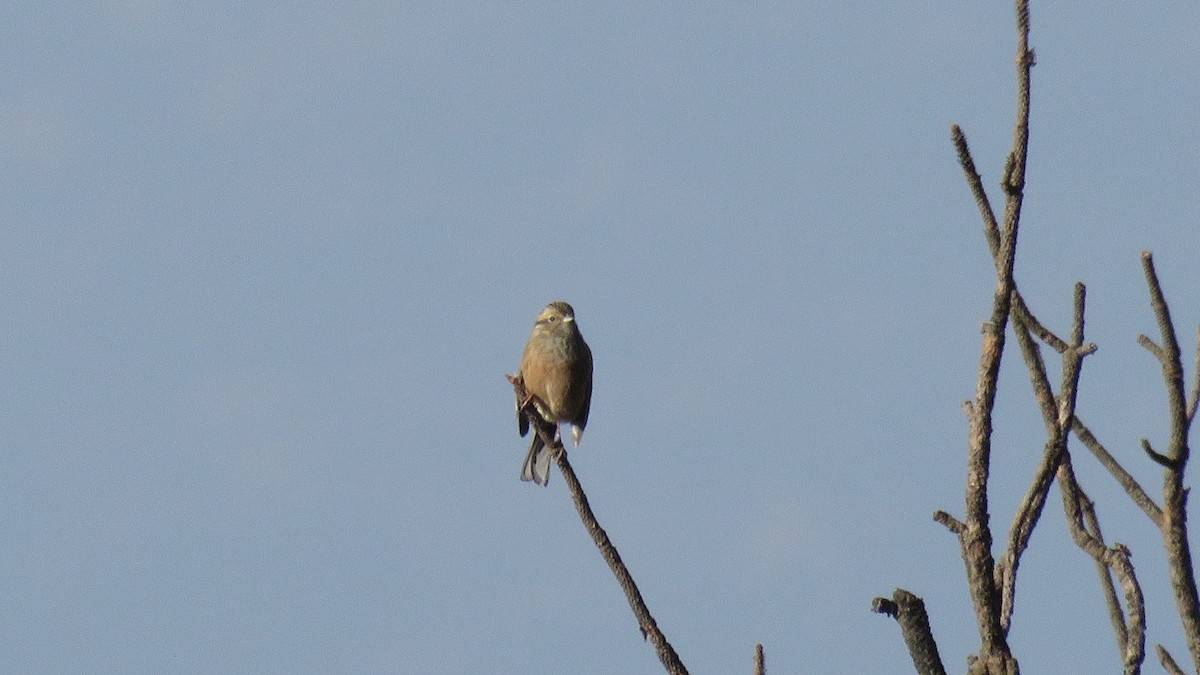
[3,3,1199,673]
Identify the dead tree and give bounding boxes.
[873,2,1200,673]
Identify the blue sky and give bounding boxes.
[3,3,1199,673]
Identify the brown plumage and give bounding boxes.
[515,301,593,486]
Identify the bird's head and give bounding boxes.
[535,301,578,335]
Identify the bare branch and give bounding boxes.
[1137,334,1164,361]
[1070,282,1086,347]
[933,510,966,535]
[1139,251,1200,669]
[1188,326,1200,424]
[1011,313,1057,430]
[951,124,1000,256]
[963,317,1009,659]
[1141,253,1190,448]
[999,269,1146,672]
[873,596,898,618]
[554,450,688,673]
[1002,0,1033,200]
[1156,645,1186,675]
[1059,454,1146,674]
[1071,418,1163,527]
[1108,547,1147,675]
[507,376,689,675]
[994,318,1056,633]
[1080,487,1129,658]
[998,282,1092,634]
[1012,291,1069,353]
[872,589,948,675]
[753,643,765,675]
[953,4,1032,671]
[1141,439,1175,470]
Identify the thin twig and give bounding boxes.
[1141,439,1175,469]
[1059,454,1146,674]
[1011,305,1057,430]
[556,449,688,674]
[1002,0,1034,202]
[753,643,765,675]
[1137,334,1164,362]
[1070,418,1163,527]
[508,376,689,675]
[1070,281,1086,346]
[933,510,966,535]
[1013,291,1069,353]
[1156,644,1186,675]
[952,124,1000,256]
[1080,486,1129,659]
[1188,326,1200,424]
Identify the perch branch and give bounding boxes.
[507,376,689,675]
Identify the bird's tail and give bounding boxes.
[520,434,551,486]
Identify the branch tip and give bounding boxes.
[872,596,898,619]
[1141,439,1176,469]
[933,510,966,535]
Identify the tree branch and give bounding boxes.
[933,510,966,535]
[1058,454,1146,674]
[1156,644,1186,675]
[1070,418,1163,527]
[1139,252,1200,669]
[508,376,689,674]
[557,449,688,673]
[1141,439,1176,470]
[1188,326,1200,424]
[1080,492,1129,657]
[872,589,948,675]
[950,127,1066,356]
[953,5,1032,672]
[951,124,1000,255]
[997,283,1092,634]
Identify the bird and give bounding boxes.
[514,301,593,486]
